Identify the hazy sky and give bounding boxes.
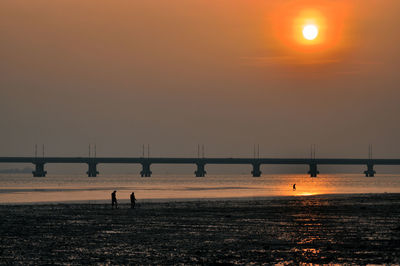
[1,0,400,162]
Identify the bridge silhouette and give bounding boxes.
[1,156,400,177]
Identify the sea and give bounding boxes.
[1,173,400,204]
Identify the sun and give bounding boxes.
[269,3,352,53]
[302,24,319,40]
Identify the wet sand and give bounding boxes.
[1,194,400,264]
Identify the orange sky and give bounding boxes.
[0,0,399,170]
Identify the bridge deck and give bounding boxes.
[0,157,400,165]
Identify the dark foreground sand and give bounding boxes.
[1,194,400,265]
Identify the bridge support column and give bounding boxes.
[364,163,376,177]
[140,162,152,177]
[32,162,47,177]
[195,162,206,177]
[308,163,319,177]
[251,163,262,177]
[87,162,99,177]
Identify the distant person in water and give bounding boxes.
[111,190,118,209]
[130,192,136,209]
[293,184,296,191]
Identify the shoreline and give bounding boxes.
[1,192,399,205]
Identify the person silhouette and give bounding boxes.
[111,190,118,209]
[130,192,136,209]
[293,184,296,191]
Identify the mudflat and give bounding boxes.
[1,194,400,264]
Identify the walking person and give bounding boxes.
[130,192,136,209]
[111,190,118,209]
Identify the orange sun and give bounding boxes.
[268,1,351,53]
[303,24,319,40]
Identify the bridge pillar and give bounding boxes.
[251,163,262,177]
[87,162,99,177]
[308,163,319,177]
[140,162,152,177]
[364,163,376,177]
[32,162,47,177]
[195,162,206,177]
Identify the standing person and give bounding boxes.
[130,192,136,209]
[293,184,296,191]
[111,190,118,209]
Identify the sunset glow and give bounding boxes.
[1,0,400,264]
[269,1,351,54]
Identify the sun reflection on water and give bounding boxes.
[296,192,316,196]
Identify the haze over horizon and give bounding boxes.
[1,0,400,166]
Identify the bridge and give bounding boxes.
[1,156,400,177]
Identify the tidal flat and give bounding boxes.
[1,194,400,264]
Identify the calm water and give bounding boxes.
[1,173,400,204]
